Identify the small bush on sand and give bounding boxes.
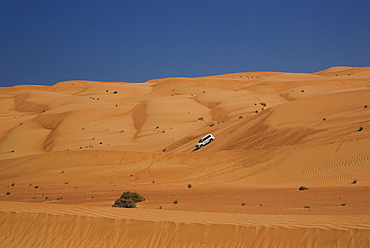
[173,199,178,204]
[299,186,309,190]
[112,191,145,208]
[358,127,363,132]
[352,179,357,184]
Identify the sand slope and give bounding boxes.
[1,67,370,247]
[1,201,370,248]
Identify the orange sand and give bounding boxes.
[1,66,370,247]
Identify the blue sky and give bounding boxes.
[1,0,369,87]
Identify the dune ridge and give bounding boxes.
[1,201,369,248]
[1,66,370,247]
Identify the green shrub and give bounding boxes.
[340,203,346,206]
[299,186,309,190]
[358,127,363,132]
[173,199,178,204]
[352,179,357,184]
[112,191,145,208]
[6,192,10,195]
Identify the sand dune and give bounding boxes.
[1,201,370,248]
[1,67,370,247]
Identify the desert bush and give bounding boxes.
[340,203,346,206]
[6,192,10,195]
[173,199,178,204]
[299,186,309,190]
[112,191,145,208]
[358,127,363,132]
[352,179,357,184]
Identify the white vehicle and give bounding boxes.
[195,134,215,149]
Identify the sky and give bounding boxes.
[1,0,369,87]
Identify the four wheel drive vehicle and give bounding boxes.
[195,134,215,149]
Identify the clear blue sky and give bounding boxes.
[1,0,369,87]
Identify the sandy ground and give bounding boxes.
[1,66,370,247]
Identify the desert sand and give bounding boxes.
[1,66,370,247]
